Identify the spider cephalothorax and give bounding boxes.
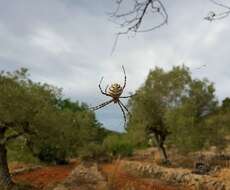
[91,66,133,127]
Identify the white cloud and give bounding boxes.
[203,22,227,47]
[30,28,72,55]
[0,0,230,131]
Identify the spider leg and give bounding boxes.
[119,100,132,117]
[120,94,135,98]
[99,77,111,97]
[105,84,109,94]
[90,99,113,111]
[122,65,127,90]
[118,101,127,128]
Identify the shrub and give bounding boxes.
[110,142,133,157]
[79,143,110,162]
[38,144,68,164]
[103,135,134,157]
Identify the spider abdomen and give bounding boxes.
[108,83,123,98]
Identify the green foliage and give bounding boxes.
[128,66,192,159]
[165,78,218,153]
[128,65,222,155]
[79,143,109,161]
[2,66,229,170]
[203,111,230,151]
[0,68,60,128]
[56,98,89,113]
[103,134,133,157]
[128,65,192,133]
[222,97,230,112]
[37,144,67,164]
[0,68,111,166]
[7,138,39,163]
[26,100,110,163]
[0,68,62,161]
[165,109,207,152]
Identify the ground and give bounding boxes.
[12,161,77,189]
[10,148,230,190]
[12,161,181,190]
[101,162,180,190]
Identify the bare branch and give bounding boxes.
[205,0,230,21]
[110,0,168,54]
[122,65,127,90]
[210,0,230,9]
[105,84,109,93]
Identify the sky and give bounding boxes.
[0,0,230,132]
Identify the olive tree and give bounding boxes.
[0,68,60,189]
[128,66,191,162]
[165,79,218,153]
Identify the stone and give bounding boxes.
[192,162,210,175]
[54,163,109,190]
[53,184,69,190]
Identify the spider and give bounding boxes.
[91,66,133,127]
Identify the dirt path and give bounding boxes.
[100,162,182,190]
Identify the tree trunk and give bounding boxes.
[154,133,170,163]
[159,143,168,161]
[0,128,13,190]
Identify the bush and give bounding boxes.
[103,135,134,157]
[38,144,68,164]
[110,142,133,157]
[79,143,110,162]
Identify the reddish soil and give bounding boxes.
[13,160,183,190]
[101,162,182,190]
[13,162,77,189]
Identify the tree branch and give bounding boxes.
[110,0,168,54]
[6,132,24,142]
[0,132,24,145]
[205,0,230,21]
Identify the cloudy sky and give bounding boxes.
[1,0,230,132]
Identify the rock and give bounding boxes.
[122,160,227,190]
[53,184,69,190]
[68,163,104,184]
[60,163,108,190]
[192,162,210,175]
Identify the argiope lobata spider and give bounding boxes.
[91,66,134,127]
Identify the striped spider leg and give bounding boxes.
[91,65,133,127]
